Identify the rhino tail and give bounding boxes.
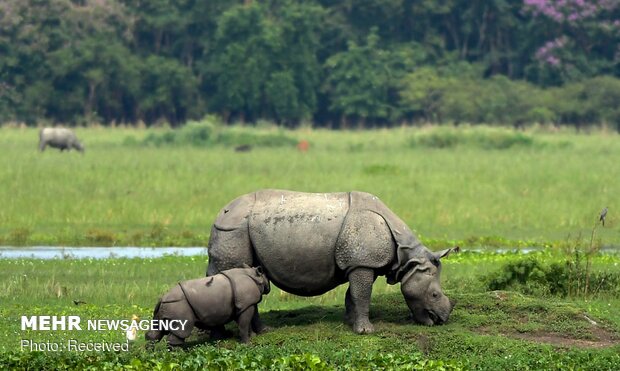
[207,193,257,275]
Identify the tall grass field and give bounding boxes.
[1,124,619,369]
[1,124,619,247]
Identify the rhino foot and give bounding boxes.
[353,320,374,334]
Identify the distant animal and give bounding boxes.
[234,144,252,152]
[146,266,270,346]
[39,128,84,153]
[599,207,608,226]
[207,189,457,334]
[297,140,309,152]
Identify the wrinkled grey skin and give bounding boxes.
[206,190,457,334]
[39,128,84,153]
[146,266,270,345]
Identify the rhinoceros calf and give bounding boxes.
[146,266,270,346]
[39,127,84,153]
[207,189,457,334]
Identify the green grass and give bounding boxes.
[1,124,619,247]
[0,254,618,369]
[3,124,620,369]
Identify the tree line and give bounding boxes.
[1,0,619,129]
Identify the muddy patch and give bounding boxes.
[477,323,619,349]
[511,327,617,348]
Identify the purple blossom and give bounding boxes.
[523,0,618,22]
[535,36,568,67]
[524,1,620,67]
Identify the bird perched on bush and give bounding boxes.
[599,207,608,226]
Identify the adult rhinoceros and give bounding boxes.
[206,189,457,334]
[39,127,84,153]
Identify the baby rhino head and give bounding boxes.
[234,265,271,295]
[252,266,271,295]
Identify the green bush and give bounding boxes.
[140,120,297,148]
[216,130,298,148]
[400,71,620,129]
[409,127,535,150]
[177,122,214,146]
[469,130,534,149]
[484,258,620,297]
[413,130,461,148]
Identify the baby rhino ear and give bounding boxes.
[205,277,214,286]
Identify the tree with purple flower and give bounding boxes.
[523,0,620,83]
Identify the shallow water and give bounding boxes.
[0,245,616,259]
[0,246,207,259]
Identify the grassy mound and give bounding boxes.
[141,120,298,148]
[408,126,537,149]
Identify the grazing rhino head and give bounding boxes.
[394,247,457,325]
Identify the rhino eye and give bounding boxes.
[432,292,439,298]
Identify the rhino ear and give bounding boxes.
[434,246,460,260]
[242,263,251,269]
[388,257,427,284]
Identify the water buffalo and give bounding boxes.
[39,128,84,153]
[206,189,457,334]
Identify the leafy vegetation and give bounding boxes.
[408,126,536,150]
[1,1,620,127]
[0,253,618,369]
[141,120,298,148]
[483,257,620,297]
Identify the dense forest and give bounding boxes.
[1,0,619,128]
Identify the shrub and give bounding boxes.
[483,258,620,297]
[409,127,535,150]
[140,120,297,148]
[85,229,117,246]
[413,130,460,148]
[216,130,297,148]
[7,228,31,246]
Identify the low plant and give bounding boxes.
[484,211,620,298]
[408,127,536,150]
[140,120,297,148]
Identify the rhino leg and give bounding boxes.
[145,299,165,343]
[346,267,376,334]
[206,226,254,275]
[251,311,269,334]
[236,306,256,343]
[208,325,232,340]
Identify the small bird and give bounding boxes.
[599,207,608,226]
[73,300,87,306]
[126,314,139,341]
